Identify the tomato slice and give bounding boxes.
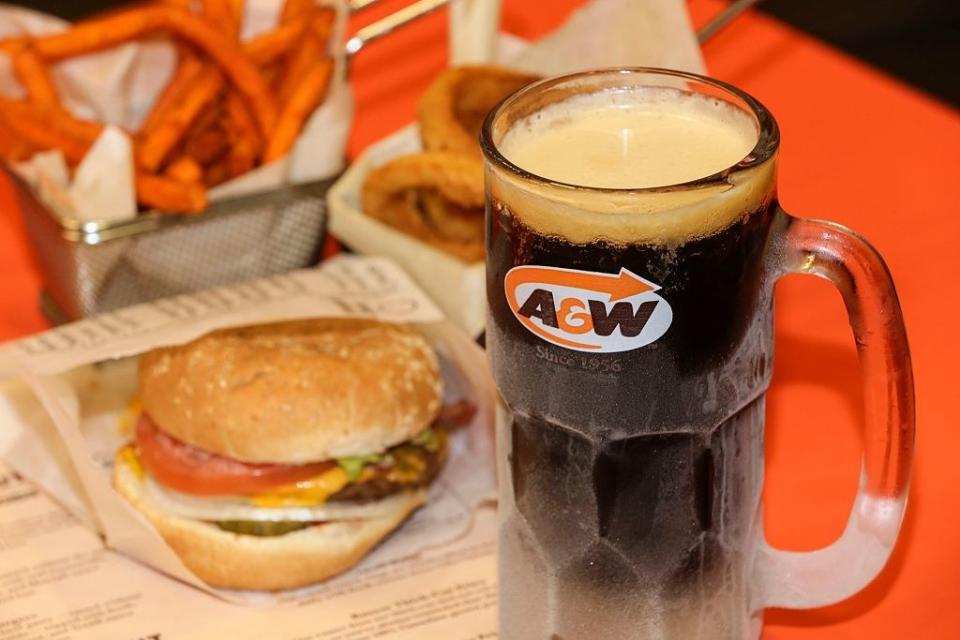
[134,414,336,496]
[436,399,476,428]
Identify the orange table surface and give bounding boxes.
[1,1,958,637]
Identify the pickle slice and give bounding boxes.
[215,520,309,537]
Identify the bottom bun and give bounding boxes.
[112,461,426,591]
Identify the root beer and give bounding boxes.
[482,77,780,639]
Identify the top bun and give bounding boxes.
[138,319,443,464]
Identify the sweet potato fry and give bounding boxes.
[136,64,224,171]
[223,91,261,172]
[0,115,37,162]
[11,45,62,111]
[259,62,282,88]
[243,17,306,66]
[203,0,241,39]
[139,51,205,134]
[0,38,26,56]
[136,172,207,213]
[276,8,334,104]
[225,91,260,147]
[280,0,314,23]
[12,102,101,145]
[363,152,484,211]
[52,111,102,143]
[0,99,101,163]
[1,121,87,163]
[189,133,231,166]
[177,96,230,167]
[164,156,203,183]
[1,139,36,163]
[230,0,246,21]
[153,10,279,136]
[32,9,169,58]
[32,6,277,137]
[307,6,335,40]
[264,58,332,162]
[203,156,232,187]
[226,140,257,177]
[184,124,230,165]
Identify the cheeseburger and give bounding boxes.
[113,319,448,590]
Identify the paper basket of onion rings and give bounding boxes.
[327,32,529,337]
[327,0,707,336]
[0,0,353,321]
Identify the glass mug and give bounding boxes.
[480,69,914,639]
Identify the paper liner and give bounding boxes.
[0,257,496,603]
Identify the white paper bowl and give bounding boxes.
[326,35,531,338]
[326,125,487,337]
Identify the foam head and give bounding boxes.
[486,84,777,246]
[499,88,759,189]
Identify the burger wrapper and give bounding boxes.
[327,0,705,337]
[0,256,497,603]
[0,0,352,220]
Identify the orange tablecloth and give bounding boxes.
[1,1,957,637]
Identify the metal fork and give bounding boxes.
[345,0,764,56]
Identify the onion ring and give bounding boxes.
[363,152,483,210]
[418,191,483,243]
[417,65,539,156]
[361,152,485,262]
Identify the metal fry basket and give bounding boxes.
[9,0,455,323]
[10,171,337,321]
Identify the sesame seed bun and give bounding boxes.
[137,319,443,464]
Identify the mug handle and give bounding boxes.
[754,211,916,609]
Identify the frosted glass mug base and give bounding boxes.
[495,400,767,640]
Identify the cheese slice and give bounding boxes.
[117,445,144,479]
[117,398,142,437]
[248,467,349,508]
[142,474,414,523]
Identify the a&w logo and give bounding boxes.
[504,265,673,353]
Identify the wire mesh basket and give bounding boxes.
[9,169,335,321]
[6,0,458,323]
